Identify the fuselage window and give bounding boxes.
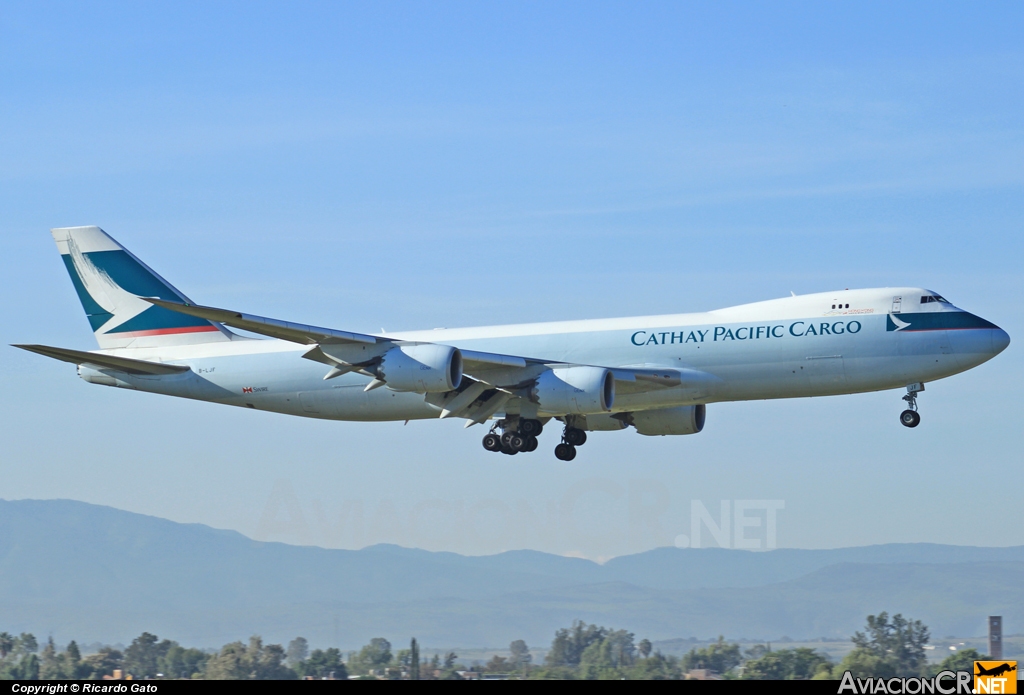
[920,295,950,305]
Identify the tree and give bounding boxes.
[7,654,39,680]
[160,645,208,679]
[931,648,988,676]
[297,648,347,679]
[834,648,896,679]
[440,652,462,680]
[509,640,532,668]
[485,655,510,673]
[741,648,831,680]
[203,641,248,680]
[546,621,608,667]
[0,633,40,679]
[680,637,742,675]
[605,630,637,667]
[63,640,86,679]
[247,637,294,680]
[82,648,124,680]
[39,637,64,679]
[123,632,171,678]
[579,632,637,680]
[638,639,652,659]
[410,638,420,681]
[838,612,931,678]
[0,633,13,659]
[18,634,38,655]
[203,636,295,680]
[626,651,683,680]
[745,644,770,660]
[349,637,392,675]
[286,637,309,667]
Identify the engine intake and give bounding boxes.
[533,366,615,415]
[378,344,462,393]
[631,404,706,436]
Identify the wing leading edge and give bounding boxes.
[144,298,714,420]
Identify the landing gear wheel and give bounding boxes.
[554,443,577,461]
[482,433,502,452]
[520,419,543,437]
[900,383,924,429]
[501,445,518,455]
[524,435,538,452]
[564,428,587,447]
[509,434,527,452]
[500,431,516,448]
[900,410,921,428]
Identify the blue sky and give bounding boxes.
[2,2,1022,559]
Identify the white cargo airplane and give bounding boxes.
[16,227,1010,460]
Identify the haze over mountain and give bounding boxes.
[2,499,1020,648]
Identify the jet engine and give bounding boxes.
[377,344,463,393]
[631,404,706,436]
[533,366,615,415]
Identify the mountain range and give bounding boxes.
[1,499,1020,648]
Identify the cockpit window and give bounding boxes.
[920,295,950,304]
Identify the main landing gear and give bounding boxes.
[899,383,924,428]
[481,418,590,459]
[554,425,587,461]
[482,418,543,455]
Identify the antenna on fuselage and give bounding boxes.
[790,291,797,297]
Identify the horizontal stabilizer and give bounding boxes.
[13,344,190,376]
[144,298,378,346]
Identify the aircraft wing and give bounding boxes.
[146,298,539,374]
[13,344,190,375]
[145,298,710,409]
[145,298,379,346]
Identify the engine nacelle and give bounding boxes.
[631,404,706,436]
[533,366,615,415]
[378,344,463,393]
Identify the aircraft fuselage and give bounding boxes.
[79,287,1009,423]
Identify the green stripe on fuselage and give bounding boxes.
[886,312,998,332]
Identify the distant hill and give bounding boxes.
[1,499,1020,648]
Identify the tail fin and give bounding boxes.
[52,226,234,349]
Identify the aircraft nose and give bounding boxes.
[992,327,1010,355]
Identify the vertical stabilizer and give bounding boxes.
[52,226,234,349]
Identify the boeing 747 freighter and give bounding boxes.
[16,227,1010,459]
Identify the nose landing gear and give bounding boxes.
[900,383,924,428]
